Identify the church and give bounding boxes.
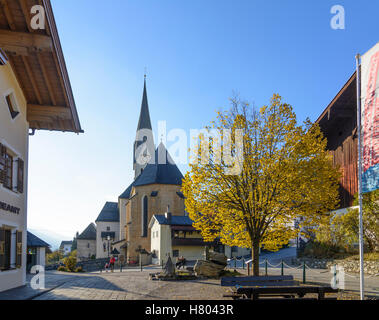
[95,77,187,263]
[79,77,250,264]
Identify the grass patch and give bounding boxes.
[219,269,243,277]
[341,252,379,262]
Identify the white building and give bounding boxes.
[149,212,209,264]
[95,202,120,259]
[26,231,50,272]
[0,1,82,292]
[59,241,73,255]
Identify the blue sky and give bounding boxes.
[27,0,379,239]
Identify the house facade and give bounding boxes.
[59,241,73,255]
[149,212,212,264]
[26,231,50,273]
[316,72,358,210]
[95,202,120,259]
[0,0,82,292]
[76,223,97,261]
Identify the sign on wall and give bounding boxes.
[361,42,379,193]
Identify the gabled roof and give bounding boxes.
[151,214,194,226]
[133,143,183,187]
[77,223,96,240]
[120,143,183,199]
[27,231,50,248]
[59,240,72,248]
[119,181,134,199]
[95,202,119,222]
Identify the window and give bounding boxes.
[0,229,11,270]
[103,243,106,252]
[106,227,110,231]
[3,151,13,190]
[87,243,90,249]
[0,144,5,185]
[172,250,179,258]
[5,94,19,119]
[0,144,23,193]
[16,158,24,193]
[141,196,148,237]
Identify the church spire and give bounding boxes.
[133,75,155,179]
[137,75,152,131]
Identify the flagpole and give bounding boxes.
[355,53,364,300]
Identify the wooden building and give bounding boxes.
[316,72,358,208]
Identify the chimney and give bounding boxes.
[165,205,172,221]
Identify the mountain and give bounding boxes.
[28,228,73,251]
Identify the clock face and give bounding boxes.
[137,143,152,165]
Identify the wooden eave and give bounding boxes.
[315,71,357,132]
[0,0,82,133]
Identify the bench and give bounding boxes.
[235,286,338,300]
[221,276,338,300]
[221,275,298,287]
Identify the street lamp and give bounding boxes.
[107,235,110,258]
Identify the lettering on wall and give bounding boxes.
[0,201,20,215]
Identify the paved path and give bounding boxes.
[1,264,377,300]
[234,267,379,297]
[33,270,228,300]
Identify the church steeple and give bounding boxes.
[133,75,155,179]
[137,75,152,131]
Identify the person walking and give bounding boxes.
[110,256,115,273]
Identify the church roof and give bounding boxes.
[77,223,97,240]
[119,181,134,199]
[137,78,152,131]
[133,143,184,187]
[119,143,183,199]
[95,202,119,222]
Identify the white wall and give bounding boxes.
[0,64,29,292]
[96,221,120,259]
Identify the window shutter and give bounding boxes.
[3,153,12,190]
[16,231,22,268]
[17,158,24,193]
[0,228,5,270]
[0,144,5,184]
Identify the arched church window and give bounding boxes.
[142,195,148,237]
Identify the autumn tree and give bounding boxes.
[182,94,341,275]
[330,190,378,252]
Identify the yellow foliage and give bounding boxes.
[182,94,341,273]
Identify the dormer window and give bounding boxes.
[5,94,19,119]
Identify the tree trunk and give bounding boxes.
[252,240,260,276]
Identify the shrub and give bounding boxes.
[57,266,67,272]
[63,255,77,272]
[301,240,347,259]
[75,266,84,273]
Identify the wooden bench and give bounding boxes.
[221,276,338,300]
[235,286,338,300]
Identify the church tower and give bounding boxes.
[133,76,155,179]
